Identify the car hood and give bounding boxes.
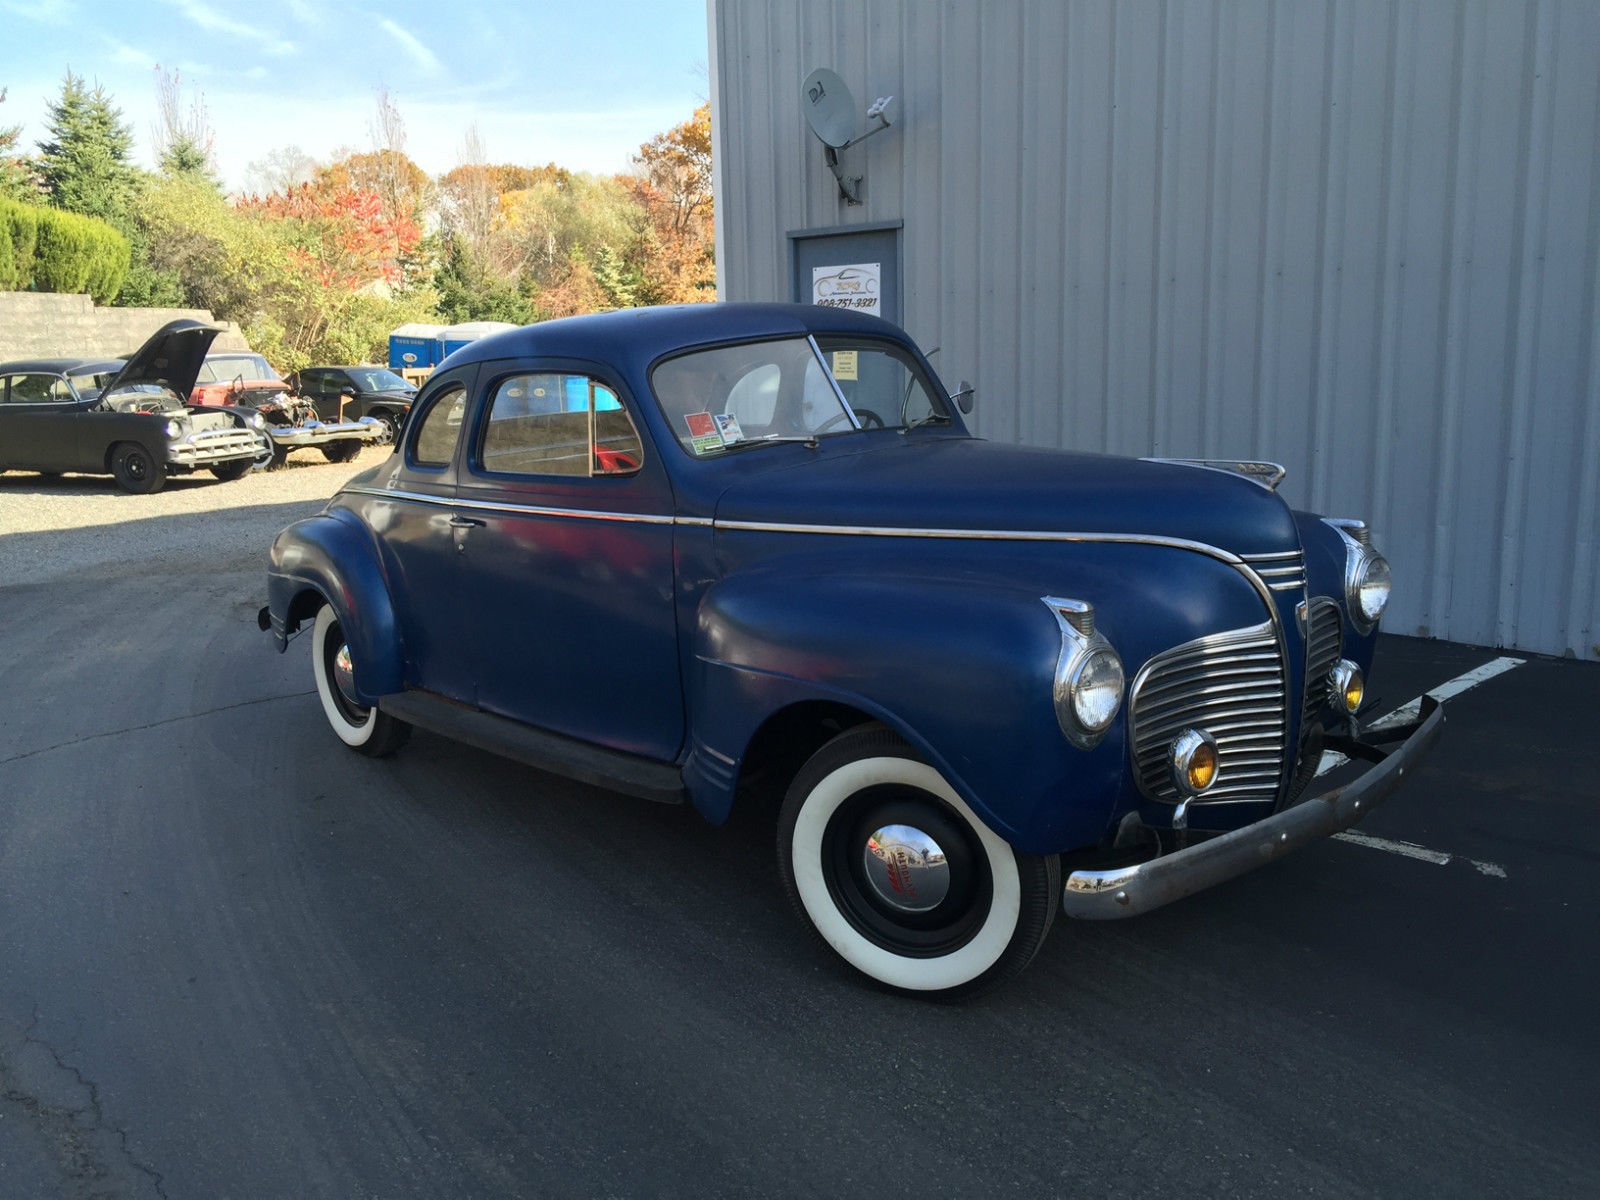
[104,320,225,401]
[711,436,1302,556]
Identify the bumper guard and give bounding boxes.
[1062,695,1444,919]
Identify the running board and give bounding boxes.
[377,690,685,805]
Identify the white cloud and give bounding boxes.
[378,19,442,75]
[163,0,296,57]
[0,0,74,25]
[107,41,159,71]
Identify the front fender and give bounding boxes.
[688,542,1271,855]
[264,509,402,702]
[690,566,1125,855]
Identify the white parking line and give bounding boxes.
[1332,831,1452,865]
[1318,655,1524,878]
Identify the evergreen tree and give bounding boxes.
[1,86,39,200]
[37,71,140,225]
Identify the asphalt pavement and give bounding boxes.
[1,466,1597,1198]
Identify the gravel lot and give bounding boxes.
[0,447,388,584]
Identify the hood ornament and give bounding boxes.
[1142,458,1287,492]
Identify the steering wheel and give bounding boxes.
[813,408,884,435]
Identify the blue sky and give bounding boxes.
[0,0,710,192]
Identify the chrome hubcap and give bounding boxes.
[332,644,361,707]
[862,824,950,913]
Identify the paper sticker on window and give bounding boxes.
[684,411,723,454]
[713,413,744,444]
[831,350,859,381]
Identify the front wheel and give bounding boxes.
[370,411,401,446]
[310,606,410,757]
[210,458,252,481]
[777,725,1060,998]
[111,442,165,493]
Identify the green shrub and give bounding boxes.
[0,200,128,301]
[0,197,39,290]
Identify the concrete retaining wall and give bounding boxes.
[0,292,249,363]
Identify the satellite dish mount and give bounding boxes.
[801,68,895,205]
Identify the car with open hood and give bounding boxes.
[190,351,382,468]
[0,319,267,493]
[260,302,1441,997]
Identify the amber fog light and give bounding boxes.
[1330,660,1364,714]
[1170,729,1219,796]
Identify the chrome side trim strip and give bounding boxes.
[343,485,677,526]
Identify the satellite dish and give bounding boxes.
[801,67,858,149]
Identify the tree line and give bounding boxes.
[0,73,714,370]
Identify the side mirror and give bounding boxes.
[340,386,357,397]
[952,380,975,414]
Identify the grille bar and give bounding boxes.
[1130,621,1288,807]
[1301,598,1344,726]
[1243,549,1307,593]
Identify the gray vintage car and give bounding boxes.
[0,320,267,493]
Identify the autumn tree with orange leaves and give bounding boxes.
[628,102,714,305]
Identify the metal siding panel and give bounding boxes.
[712,0,1600,657]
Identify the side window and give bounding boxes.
[479,373,643,477]
[411,385,467,468]
[298,369,324,392]
[8,373,67,404]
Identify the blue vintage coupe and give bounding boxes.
[261,303,1441,997]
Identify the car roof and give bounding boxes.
[0,358,125,375]
[437,303,912,375]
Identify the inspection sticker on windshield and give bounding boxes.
[684,411,724,454]
[713,413,744,444]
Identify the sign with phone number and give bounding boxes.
[812,263,881,317]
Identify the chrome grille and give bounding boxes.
[1130,621,1288,806]
[1243,549,1306,593]
[1301,598,1344,724]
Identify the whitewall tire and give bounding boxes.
[310,605,410,757]
[777,725,1060,998]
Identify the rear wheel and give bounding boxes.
[777,725,1060,998]
[310,605,410,757]
[320,440,362,463]
[111,442,165,494]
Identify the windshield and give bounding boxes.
[197,354,281,384]
[345,367,412,392]
[650,335,949,457]
[66,367,119,401]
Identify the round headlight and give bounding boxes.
[1353,553,1391,624]
[1070,647,1125,733]
[164,419,181,438]
[250,412,266,429]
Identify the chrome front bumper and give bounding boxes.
[1062,695,1444,919]
[266,417,380,446]
[168,428,263,464]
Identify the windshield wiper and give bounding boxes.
[901,412,952,435]
[723,434,820,454]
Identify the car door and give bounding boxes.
[0,373,89,471]
[368,364,480,703]
[454,359,684,761]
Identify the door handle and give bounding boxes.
[448,515,485,529]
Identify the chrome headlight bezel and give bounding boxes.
[1044,598,1125,750]
[1324,519,1390,635]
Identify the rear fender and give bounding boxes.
[264,509,402,702]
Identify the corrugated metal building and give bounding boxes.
[708,0,1600,660]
